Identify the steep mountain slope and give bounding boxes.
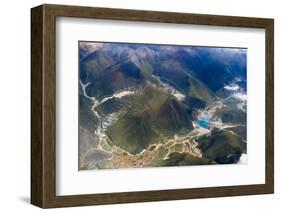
[174,48,247,93]
[197,128,246,164]
[106,86,194,154]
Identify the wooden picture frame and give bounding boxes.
[31,4,274,208]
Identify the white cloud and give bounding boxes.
[79,42,103,54]
[232,92,247,101]
[224,84,239,91]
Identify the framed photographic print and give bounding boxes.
[31,4,274,208]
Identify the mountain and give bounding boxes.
[160,152,213,166]
[106,86,194,154]
[78,42,247,170]
[174,47,247,93]
[197,128,246,164]
[80,50,145,100]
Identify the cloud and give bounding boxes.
[79,42,103,55]
[232,92,247,101]
[224,84,239,91]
